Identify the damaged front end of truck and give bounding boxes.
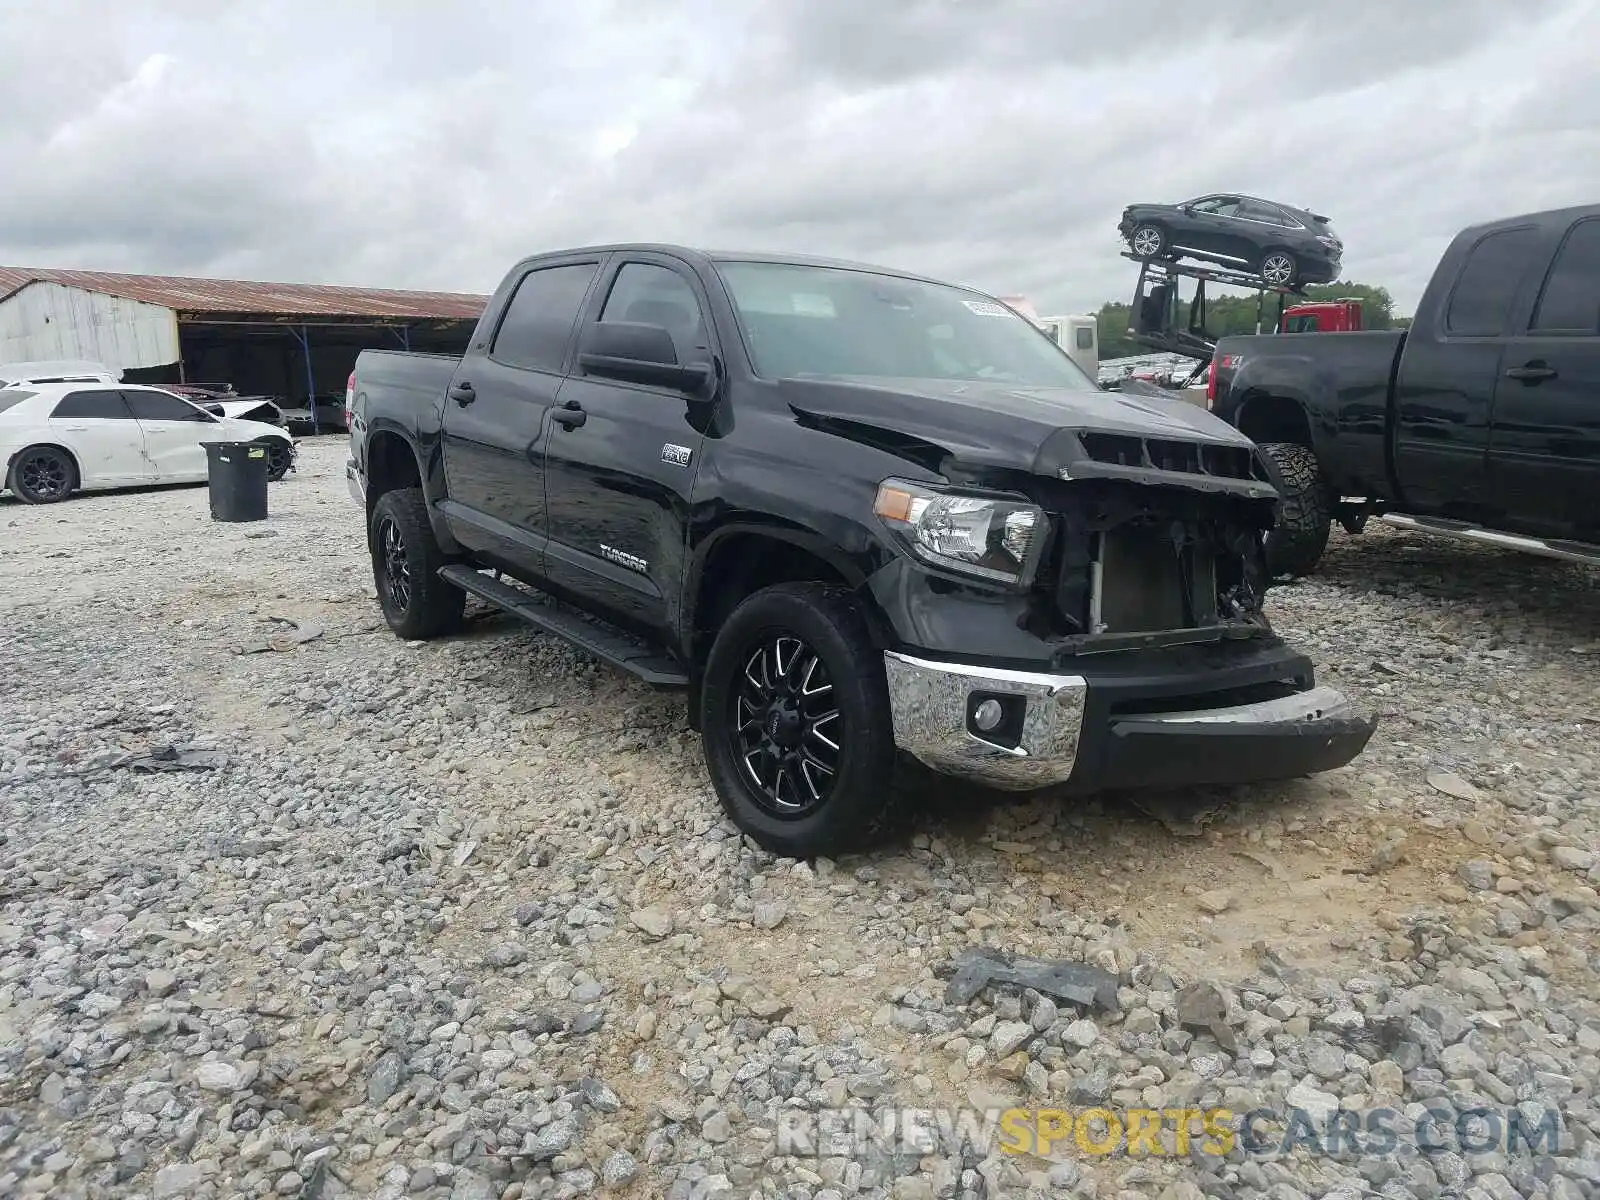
[793,390,1378,796]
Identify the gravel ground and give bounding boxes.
[3,438,1599,1200]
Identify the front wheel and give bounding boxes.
[1259,442,1332,577]
[7,445,78,504]
[700,582,902,858]
[369,487,465,639]
[258,438,293,482]
[1258,250,1299,288]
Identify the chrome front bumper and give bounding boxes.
[883,652,1089,790]
[346,459,365,505]
[883,651,1377,793]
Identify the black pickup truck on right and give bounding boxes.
[1210,203,1600,576]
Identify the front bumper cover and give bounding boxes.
[883,651,1376,793]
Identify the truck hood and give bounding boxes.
[780,376,1273,497]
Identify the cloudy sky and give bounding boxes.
[2,0,1596,316]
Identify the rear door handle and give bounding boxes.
[1504,363,1557,382]
[448,382,476,405]
[551,400,587,430]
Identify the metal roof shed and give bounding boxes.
[0,266,489,431]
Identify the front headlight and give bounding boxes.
[873,478,1048,586]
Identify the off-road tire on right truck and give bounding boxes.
[1258,442,1332,577]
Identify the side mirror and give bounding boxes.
[577,322,709,394]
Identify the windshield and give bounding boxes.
[716,261,1098,390]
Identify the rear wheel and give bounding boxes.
[1259,250,1299,288]
[1259,442,1332,576]
[7,445,78,504]
[700,582,903,858]
[369,487,465,639]
[1129,223,1169,259]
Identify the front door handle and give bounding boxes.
[448,382,476,405]
[551,400,587,430]
[1504,363,1557,383]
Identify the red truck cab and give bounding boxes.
[1280,299,1364,333]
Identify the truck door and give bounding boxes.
[1487,214,1600,539]
[438,257,604,581]
[1392,223,1542,513]
[541,255,715,636]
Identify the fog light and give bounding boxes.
[972,698,1004,732]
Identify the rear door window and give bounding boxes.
[1445,226,1539,337]
[491,262,601,373]
[123,388,212,422]
[50,389,135,419]
[1529,217,1600,334]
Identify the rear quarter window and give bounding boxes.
[0,388,37,413]
[1445,226,1538,336]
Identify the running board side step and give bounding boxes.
[438,564,689,687]
[1379,514,1600,567]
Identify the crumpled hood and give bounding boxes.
[779,376,1257,476]
[220,417,292,442]
[209,398,283,423]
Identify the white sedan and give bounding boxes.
[0,381,296,504]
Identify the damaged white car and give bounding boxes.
[0,381,295,504]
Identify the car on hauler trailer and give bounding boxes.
[346,244,1377,858]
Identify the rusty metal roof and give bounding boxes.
[0,265,488,321]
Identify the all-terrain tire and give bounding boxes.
[700,582,905,858]
[369,487,465,640]
[7,445,78,504]
[1259,441,1332,577]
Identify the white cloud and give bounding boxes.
[1,0,1596,314]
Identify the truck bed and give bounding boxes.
[1210,329,1406,498]
[348,350,460,440]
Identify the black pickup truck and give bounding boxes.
[1211,203,1600,576]
[346,245,1375,856]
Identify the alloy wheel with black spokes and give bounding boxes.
[377,513,412,614]
[731,633,842,818]
[259,439,292,482]
[367,486,465,640]
[9,446,77,504]
[701,581,903,858]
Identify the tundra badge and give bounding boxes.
[661,443,693,467]
[600,544,649,574]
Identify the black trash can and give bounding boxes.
[204,441,269,523]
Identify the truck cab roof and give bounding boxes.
[508,243,954,287]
